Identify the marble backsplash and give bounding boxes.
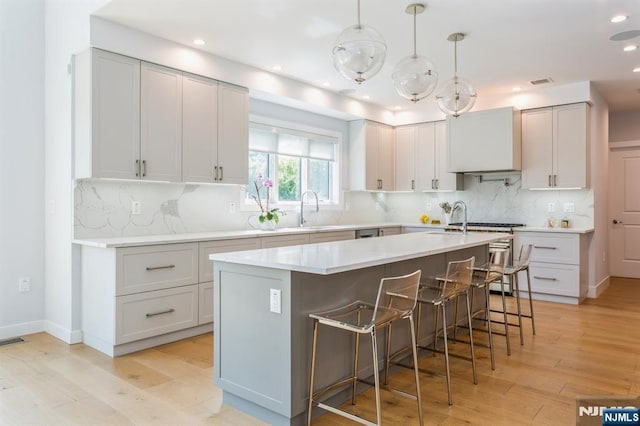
[74,172,593,238]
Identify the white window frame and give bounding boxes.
[242,115,342,211]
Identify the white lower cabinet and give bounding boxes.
[514,231,588,304]
[379,226,402,236]
[116,284,199,344]
[308,230,354,243]
[198,282,214,325]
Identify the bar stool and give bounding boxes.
[307,270,424,426]
[414,257,477,406]
[506,244,536,344]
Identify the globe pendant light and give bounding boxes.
[391,3,438,103]
[332,0,386,84]
[436,33,477,117]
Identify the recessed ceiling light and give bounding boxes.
[394,105,402,110]
[634,67,640,73]
[512,86,522,92]
[322,82,331,87]
[611,15,628,23]
[624,45,638,52]
[362,95,371,100]
[193,38,205,46]
[271,64,282,71]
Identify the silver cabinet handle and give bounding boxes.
[411,179,415,190]
[534,246,557,250]
[145,264,175,271]
[534,276,558,281]
[145,308,175,318]
[613,219,623,224]
[214,166,218,181]
[435,179,439,189]
[142,160,147,177]
[553,174,557,187]
[220,166,223,181]
[431,179,435,190]
[548,175,552,187]
[135,159,140,177]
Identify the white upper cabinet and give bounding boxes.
[521,103,590,189]
[75,48,249,184]
[216,82,249,185]
[447,106,522,173]
[140,62,183,182]
[396,121,462,192]
[75,49,141,179]
[350,120,395,191]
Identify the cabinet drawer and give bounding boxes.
[116,243,198,296]
[526,262,579,297]
[379,227,402,236]
[308,230,355,244]
[515,233,579,264]
[199,238,260,282]
[261,234,310,248]
[198,281,213,325]
[115,284,198,344]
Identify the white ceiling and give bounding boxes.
[94,0,640,113]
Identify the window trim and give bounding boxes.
[242,114,343,211]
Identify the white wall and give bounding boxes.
[44,0,110,343]
[0,0,46,338]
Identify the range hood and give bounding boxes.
[447,106,522,173]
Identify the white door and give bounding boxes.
[217,83,249,184]
[394,126,416,191]
[610,148,640,278]
[182,73,218,183]
[140,62,183,182]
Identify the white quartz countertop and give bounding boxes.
[72,223,403,248]
[210,232,512,275]
[513,227,594,234]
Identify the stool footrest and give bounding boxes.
[315,402,379,426]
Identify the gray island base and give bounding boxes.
[211,232,511,425]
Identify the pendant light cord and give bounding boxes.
[356,0,361,28]
[454,38,458,76]
[413,7,417,57]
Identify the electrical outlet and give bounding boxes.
[270,288,281,314]
[547,202,555,213]
[563,202,575,213]
[229,202,236,214]
[18,277,30,292]
[426,203,432,211]
[131,201,141,215]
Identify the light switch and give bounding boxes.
[270,288,281,314]
[547,202,555,213]
[132,201,141,215]
[563,202,575,213]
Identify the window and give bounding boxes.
[247,122,339,205]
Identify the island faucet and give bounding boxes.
[452,200,468,235]
[300,191,319,227]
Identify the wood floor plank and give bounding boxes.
[1,277,639,425]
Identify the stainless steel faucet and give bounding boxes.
[452,200,468,234]
[300,191,319,227]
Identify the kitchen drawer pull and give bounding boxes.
[135,159,140,177]
[142,160,147,177]
[145,264,176,271]
[213,165,218,181]
[534,276,558,281]
[145,308,175,318]
[219,166,223,181]
[534,245,557,250]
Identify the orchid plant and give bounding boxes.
[251,173,285,224]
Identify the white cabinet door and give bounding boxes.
[395,126,416,191]
[377,123,395,190]
[217,82,249,184]
[415,123,436,190]
[521,108,553,189]
[140,62,183,182]
[91,49,140,179]
[182,73,218,183]
[554,103,589,189]
[434,121,460,191]
[364,122,380,190]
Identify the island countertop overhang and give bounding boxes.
[210,231,512,275]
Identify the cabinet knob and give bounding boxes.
[613,219,623,224]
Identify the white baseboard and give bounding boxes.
[0,320,45,340]
[588,275,610,298]
[44,320,83,344]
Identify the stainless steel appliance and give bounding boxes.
[355,228,380,238]
[448,222,525,293]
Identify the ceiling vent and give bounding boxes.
[529,77,554,86]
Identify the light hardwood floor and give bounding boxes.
[1,277,639,425]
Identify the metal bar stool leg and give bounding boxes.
[441,302,453,405]
[500,273,511,356]
[370,329,382,425]
[526,267,536,335]
[352,311,362,404]
[513,272,524,345]
[484,283,496,370]
[307,320,319,426]
[384,323,393,385]
[465,292,478,384]
[408,314,424,425]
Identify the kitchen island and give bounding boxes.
[210,231,511,426]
